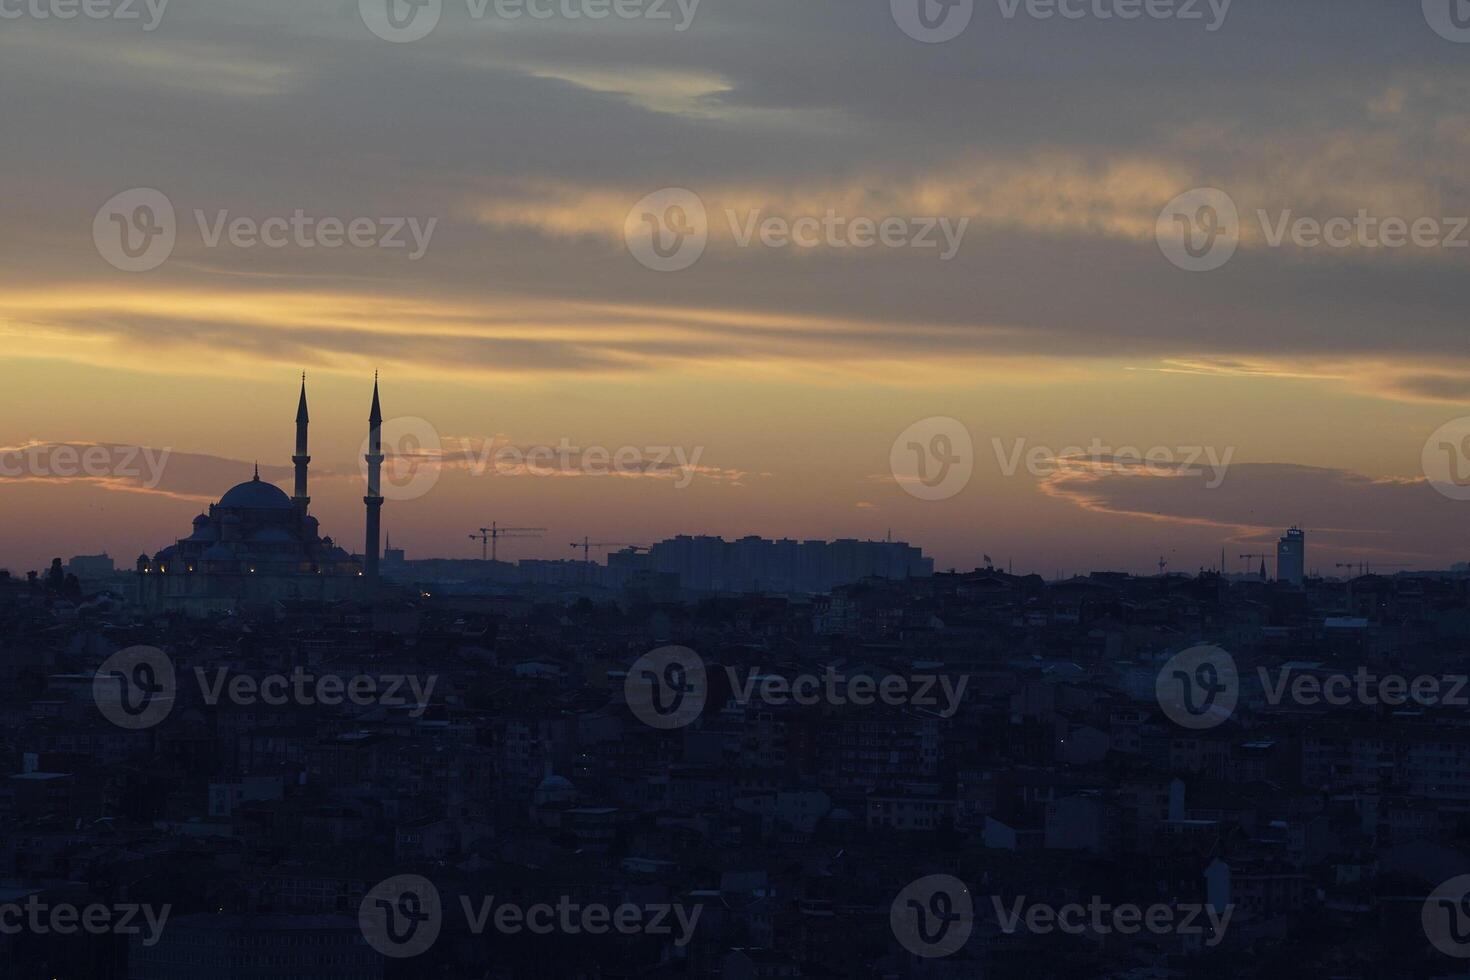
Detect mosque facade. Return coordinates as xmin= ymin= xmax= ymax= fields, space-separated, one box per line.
xmin=136 ymin=376 xmax=386 ymax=615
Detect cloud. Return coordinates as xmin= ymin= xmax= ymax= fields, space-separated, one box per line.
xmin=1040 ymin=458 xmax=1459 ymax=564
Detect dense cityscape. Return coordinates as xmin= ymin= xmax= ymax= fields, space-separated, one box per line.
xmin=6 ymin=0 xmax=1470 ymax=976
xmin=6 ymin=394 xmax=1470 ymax=975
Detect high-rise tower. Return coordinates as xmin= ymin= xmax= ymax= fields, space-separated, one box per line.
xmin=364 ymin=374 xmax=384 ymax=588
xmin=1277 ymin=526 xmax=1305 ymax=586
xmin=292 ymin=373 xmax=310 ymax=513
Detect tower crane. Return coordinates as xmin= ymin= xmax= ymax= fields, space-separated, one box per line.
xmin=1239 ymin=553 xmax=1271 ymax=579
xmin=1334 ymin=561 xmax=1411 ymax=576
xmin=469 ymin=523 xmax=546 ymax=561
xmin=570 ymin=538 xmax=648 ymax=564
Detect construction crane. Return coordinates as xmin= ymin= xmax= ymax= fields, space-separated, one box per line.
xmin=1335 ymin=561 xmax=1411 ymax=576
xmin=469 ymin=523 xmax=546 ymax=561
xmin=569 ymin=538 xmax=647 ymax=564
xmin=1238 ymin=553 xmax=1271 ymax=579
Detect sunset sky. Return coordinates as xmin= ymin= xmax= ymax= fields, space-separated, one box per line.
xmin=2 ymin=0 xmax=1469 ymax=576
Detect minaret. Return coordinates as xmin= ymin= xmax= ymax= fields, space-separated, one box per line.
xmin=292 ymin=373 xmax=311 ymax=513
xmin=364 ymin=373 xmax=384 ymax=589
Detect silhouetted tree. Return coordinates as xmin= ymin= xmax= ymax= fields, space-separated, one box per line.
xmin=45 ymin=558 xmax=64 ymax=593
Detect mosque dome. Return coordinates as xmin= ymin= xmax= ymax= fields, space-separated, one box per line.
xmin=219 ymin=476 xmax=294 ymax=510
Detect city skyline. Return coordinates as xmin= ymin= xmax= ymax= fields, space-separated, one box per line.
xmin=0 ymin=367 xmax=1461 ymax=579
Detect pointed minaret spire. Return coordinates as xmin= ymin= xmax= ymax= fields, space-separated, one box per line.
xmin=296 ymin=372 xmax=309 ymax=423
xmin=364 ymin=374 xmax=385 ymax=591
xmin=253 ymin=461 xmax=260 ymax=480
xmin=292 ymin=373 xmax=311 ymax=513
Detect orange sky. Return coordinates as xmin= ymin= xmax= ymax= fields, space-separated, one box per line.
xmin=2 ymin=1 xmax=1468 ymax=575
